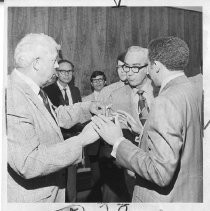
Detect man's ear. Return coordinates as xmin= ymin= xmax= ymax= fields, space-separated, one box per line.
xmin=33 ymin=58 xmax=40 ymax=71
xmin=154 ymin=61 xmax=163 ymax=73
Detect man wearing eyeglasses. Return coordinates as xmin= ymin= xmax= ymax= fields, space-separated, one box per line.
xmin=109 ymin=46 xmax=156 ymax=139
xmin=105 ymin=46 xmax=157 ymax=200
xmin=44 ymin=59 xmax=82 ymax=202
xmin=44 ymin=60 xmax=81 ymax=108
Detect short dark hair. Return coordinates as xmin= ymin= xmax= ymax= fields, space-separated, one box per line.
xmin=148 ymin=36 xmax=189 ymax=71
xmin=90 ymin=71 xmax=106 ymax=82
xmin=117 ymin=52 xmax=126 ymax=63
xmin=58 ymin=59 xmax=74 ymax=69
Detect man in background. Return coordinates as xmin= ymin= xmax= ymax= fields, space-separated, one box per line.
xmin=82 ymin=71 xmax=107 ymax=202
xmin=97 ymin=52 xmax=127 ymax=105
xmin=44 ymin=59 xmax=82 ymax=202
xmin=7 ymin=33 xmax=103 ymax=202
xmin=83 ymin=71 xmax=107 ymax=102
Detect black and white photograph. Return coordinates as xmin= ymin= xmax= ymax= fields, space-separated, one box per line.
xmin=1 ymin=0 xmax=210 ymax=211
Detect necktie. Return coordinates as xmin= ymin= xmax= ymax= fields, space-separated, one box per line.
xmin=39 ymin=88 xmax=56 ymax=122
xmin=138 ymin=90 xmax=149 ymax=126
xmin=63 ymin=88 xmax=69 ymax=106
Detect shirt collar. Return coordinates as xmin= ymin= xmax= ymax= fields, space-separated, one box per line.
xmin=133 ymin=77 xmax=152 ymax=95
xmin=57 ymin=80 xmax=69 ymax=91
xmin=14 ymin=69 xmax=40 ymax=95
xmin=160 ymin=72 xmax=185 ymax=93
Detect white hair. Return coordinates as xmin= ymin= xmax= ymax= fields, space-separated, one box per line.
xmin=125 ymin=46 xmax=148 ymax=63
xmin=14 ymin=33 xmax=61 ymax=68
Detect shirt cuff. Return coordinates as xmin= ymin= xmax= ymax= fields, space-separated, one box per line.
xmin=111 ymin=137 xmax=126 ymax=158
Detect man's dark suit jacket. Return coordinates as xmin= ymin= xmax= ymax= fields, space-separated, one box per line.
xmin=44 ymin=82 xmax=82 ymax=139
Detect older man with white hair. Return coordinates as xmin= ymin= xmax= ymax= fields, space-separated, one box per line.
xmin=7 ymin=33 xmax=103 ymax=202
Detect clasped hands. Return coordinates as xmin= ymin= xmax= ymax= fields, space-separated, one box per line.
xmin=80 ymin=103 xmax=141 ymax=146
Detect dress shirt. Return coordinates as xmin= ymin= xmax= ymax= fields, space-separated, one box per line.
xmin=57 ymin=81 xmax=73 ymax=105
xmin=132 ymin=77 xmax=154 ymax=114
xmin=93 ymin=90 xmax=100 ymax=101
xmin=111 ymin=77 xmax=154 ymax=158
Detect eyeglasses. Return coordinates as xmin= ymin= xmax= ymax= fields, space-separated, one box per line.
xmin=92 ymin=78 xmax=104 ymax=83
xmin=122 ymin=64 xmax=148 ymax=73
xmin=58 ymin=70 xmax=73 ymax=75
xmin=116 ymin=65 xmax=124 ymax=69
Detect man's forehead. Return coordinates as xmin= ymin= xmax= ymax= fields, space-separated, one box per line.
xmin=125 ymin=51 xmax=147 ymax=65
xmin=93 ymin=75 xmax=104 ymax=79
xmin=59 ymin=62 xmax=72 ymax=70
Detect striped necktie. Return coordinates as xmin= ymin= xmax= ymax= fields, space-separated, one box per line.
xmin=138 ymin=90 xmax=149 ymax=126
xmin=39 ymin=88 xmax=56 ymax=122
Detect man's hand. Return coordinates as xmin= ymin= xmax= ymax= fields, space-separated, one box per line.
xmin=78 ymin=121 xmax=100 ymax=146
xmin=89 ymin=101 xmax=106 ymax=115
xmin=91 ymin=114 xmax=123 ymax=146
xmin=117 ymin=110 xmax=142 ymax=135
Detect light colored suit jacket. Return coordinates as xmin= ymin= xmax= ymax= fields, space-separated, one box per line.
xmin=116 ymin=75 xmax=203 ymax=202
xmin=7 ymin=71 xmax=89 ymax=202
xmin=82 ymin=92 xmax=95 ymax=102
xmin=108 ymin=78 xmax=155 ymax=130
xmin=97 ymin=81 xmax=125 ymax=105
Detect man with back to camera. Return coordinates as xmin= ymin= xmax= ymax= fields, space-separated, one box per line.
xmin=91 ymin=36 xmax=203 ymax=202
xmin=6 ymin=33 xmax=104 ymax=202
xmin=44 ymin=59 xmax=82 ymax=202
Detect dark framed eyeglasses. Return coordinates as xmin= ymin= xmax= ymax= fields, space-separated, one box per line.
xmin=58 ymin=70 xmax=74 ymax=75
xmin=116 ymin=65 xmax=124 ymax=69
xmin=92 ymin=78 xmax=104 ymax=83
xmin=122 ymin=64 xmax=148 ymax=73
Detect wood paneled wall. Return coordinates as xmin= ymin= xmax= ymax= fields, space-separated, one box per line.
xmin=8 ymin=7 xmax=202 ymax=96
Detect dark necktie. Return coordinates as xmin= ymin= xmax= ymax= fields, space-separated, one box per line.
xmin=138 ymin=91 xmax=149 ymax=126
xmin=63 ymin=88 xmax=69 ymax=106
xmin=39 ymin=88 xmax=56 ymax=122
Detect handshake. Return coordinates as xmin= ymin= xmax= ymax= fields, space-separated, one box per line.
xmin=79 ymin=102 xmax=141 ymax=147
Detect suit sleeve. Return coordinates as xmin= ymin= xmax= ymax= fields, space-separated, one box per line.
xmin=56 ymin=101 xmax=92 ymax=128
xmin=116 ymin=96 xmax=183 ymax=187
xmin=76 ymin=87 xmax=82 ymax=102
xmin=7 ymin=89 xmax=83 ymax=179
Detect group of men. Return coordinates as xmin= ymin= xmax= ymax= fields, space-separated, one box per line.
xmin=6 ymin=33 xmax=203 ymax=203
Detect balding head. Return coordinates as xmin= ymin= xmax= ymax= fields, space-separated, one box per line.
xmin=14 ymin=33 xmax=61 ymax=69
xmin=125 ymin=46 xmax=148 ymax=66
xmin=124 ymin=46 xmax=149 ymax=88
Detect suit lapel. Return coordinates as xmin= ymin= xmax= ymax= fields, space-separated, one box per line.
xmin=54 ymin=83 xmax=66 ymax=105
xmin=11 ymin=72 xmax=63 ymax=140
xmin=70 ymin=86 xmax=77 ymax=104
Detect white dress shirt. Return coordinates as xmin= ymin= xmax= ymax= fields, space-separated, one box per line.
xmin=57 ymin=81 xmax=73 ymax=105
xmin=93 ymin=90 xmax=100 ymax=101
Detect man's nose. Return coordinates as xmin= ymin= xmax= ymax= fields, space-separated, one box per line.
xmin=126 ymin=69 xmax=133 ymax=77
xmin=54 ymin=61 xmax=59 ymax=69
